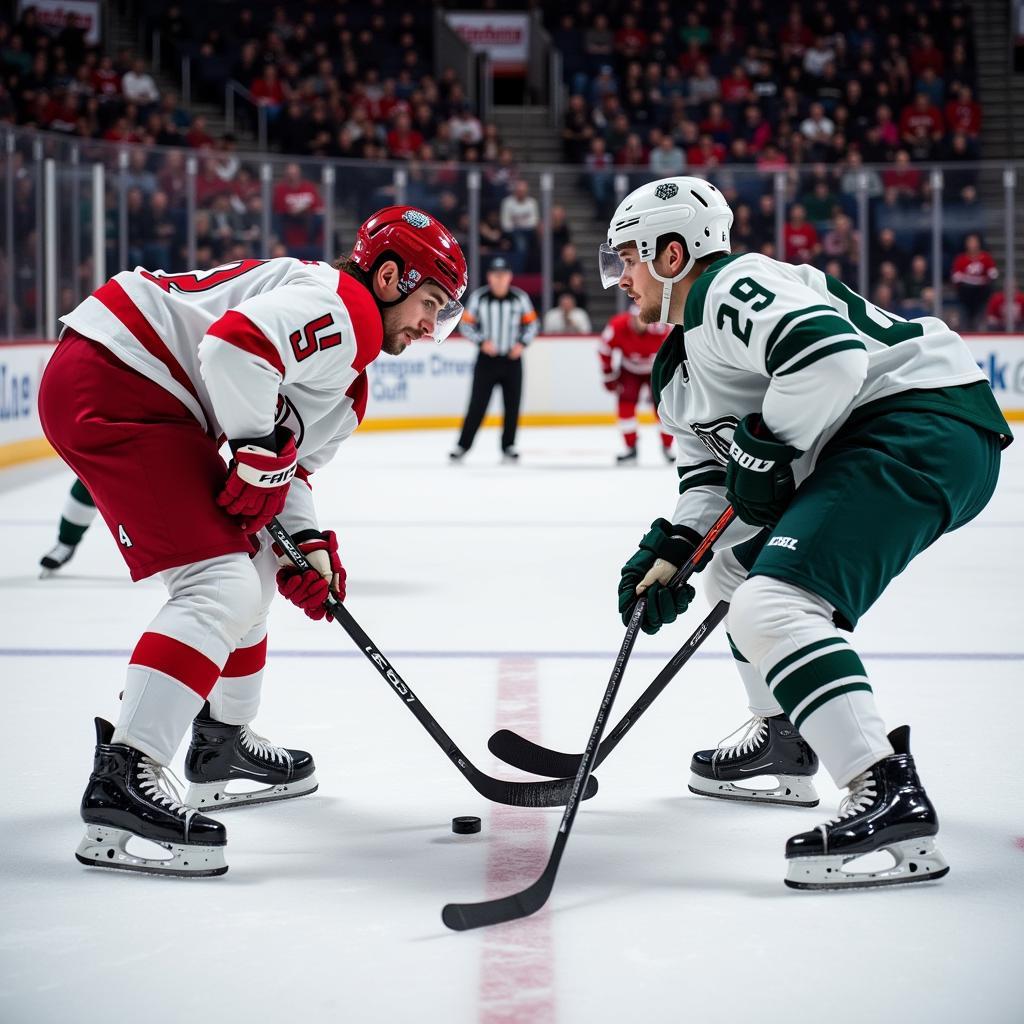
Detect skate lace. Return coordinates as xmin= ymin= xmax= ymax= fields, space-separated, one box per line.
xmin=826 ymin=769 xmax=877 ymax=825
xmin=137 ymin=758 xmax=192 ymax=818
xmin=711 ymin=716 xmax=768 ymax=764
xmin=240 ymin=726 xmax=289 ymax=765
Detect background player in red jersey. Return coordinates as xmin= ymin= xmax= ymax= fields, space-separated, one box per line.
xmin=38 ymin=207 xmax=467 ymax=878
xmin=598 ymin=305 xmax=675 ymax=464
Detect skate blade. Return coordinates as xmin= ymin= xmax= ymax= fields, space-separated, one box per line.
xmin=75 ymin=825 xmax=227 ymax=877
xmin=784 ymin=837 xmax=949 ymax=890
xmin=185 ymin=773 xmax=318 ymax=811
xmin=688 ymin=771 xmax=819 ymax=807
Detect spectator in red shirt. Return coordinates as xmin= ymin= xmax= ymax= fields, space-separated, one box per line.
xmin=720 ymin=66 xmax=752 ymax=109
xmin=386 ymin=111 xmax=424 ymax=160
xmin=91 ymin=55 xmax=121 ymax=100
xmin=699 ymin=102 xmax=733 ymax=145
xmin=944 ymin=84 xmax=982 ymax=137
xmin=783 ymin=204 xmax=821 ymax=264
xmin=251 ymin=65 xmax=285 ymax=120
xmin=687 ymin=133 xmax=726 ymax=168
xmin=881 ymin=149 xmax=924 ymax=198
xmin=909 ymin=33 xmax=945 ymax=78
xmin=272 ymin=161 xmax=322 ymax=257
xmin=899 ymin=92 xmax=944 ymax=146
xmin=185 ymin=114 xmax=216 ymax=149
xmin=614 ymin=13 xmax=648 ymax=60
xmin=951 ymin=234 xmax=999 ymax=330
xmin=984 ymin=281 xmax=1024 ymax=332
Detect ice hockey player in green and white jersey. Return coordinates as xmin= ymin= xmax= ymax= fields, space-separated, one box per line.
xmin=600 ymin=175 xmax=1012 ymax=890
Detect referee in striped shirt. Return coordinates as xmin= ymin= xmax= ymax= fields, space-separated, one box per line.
xmin=450 ymin=257 xmax=539 ymax=463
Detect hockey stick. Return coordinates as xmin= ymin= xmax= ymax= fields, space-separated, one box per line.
xmin=487 ymin=599 xmax=729 ymax=778
xmin=441 ymin=506 xmax=735 ymax=931
xmin=266 ymin=518 xmax=597 ymax=809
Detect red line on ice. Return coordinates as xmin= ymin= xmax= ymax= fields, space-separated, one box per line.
xmin=478 ymin=656 xmax=557 ymax=1024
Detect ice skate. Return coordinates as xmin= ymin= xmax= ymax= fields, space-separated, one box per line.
xmin=184 ymin=703 xmax=318 ymax=810
xmin=76 ymin=718 xmax=227 ymax=877
xmin=502 ymin=446 xmax=520 ymax=464
xmin=689 ymin=714 xmax=820 ymax=807
xmin=616 ymin=444 xmax=638 ymax=464
xmin=449 ymin=446 xmax=467 ymax=463
xmin=661 ymin=445 xmax=675 ymax=464
xmin=39 ymin=541 xmax=77 ymax=577
xmin=785 ymin=725 xmax=949 ymax=890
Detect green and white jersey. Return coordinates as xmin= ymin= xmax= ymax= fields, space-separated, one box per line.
xmin=652 ymin=252 xmax=1011 ymax=536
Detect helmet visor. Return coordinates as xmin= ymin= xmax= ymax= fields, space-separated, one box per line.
xmin=598 ymin=242 xmax=626 ymax=289
xmin=432 ymin=297 xmax=465 ymax=344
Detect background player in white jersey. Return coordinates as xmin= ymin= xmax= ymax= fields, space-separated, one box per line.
xmin=39 ymin=207 xmax=467 ymax=877
xmin=600 ymin=176 xmax=1011 ymax=890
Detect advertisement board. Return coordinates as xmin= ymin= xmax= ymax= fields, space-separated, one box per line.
xmin=2 ymin=335 xmax=1021 ymax=469
xmin=444 ymin=12 xmax=530 ymax=72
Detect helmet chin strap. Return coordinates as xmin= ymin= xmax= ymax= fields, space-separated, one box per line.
xmin=647 ymin=255 xmax=695 ymax=324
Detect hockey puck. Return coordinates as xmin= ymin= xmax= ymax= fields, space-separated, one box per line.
xmin=452 ymin=816 xmax=482 ymax=835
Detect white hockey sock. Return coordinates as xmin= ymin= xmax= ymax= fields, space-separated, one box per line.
xmin=729 ymin=575 xmax=893 ymax=787
xmin=114 ymin=668 xmax=205 ymax=765
xmin=735 ymin=654 xmax=784 ymax=718
xmin=207 ymin=626 xmax=267 ymax=726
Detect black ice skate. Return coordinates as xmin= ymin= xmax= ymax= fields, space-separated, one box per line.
xmin=184 ymin=704 xmax=318 ymax=810
xmin=689 ymin=714 xmax=820 ymax=807
xmin=39 ymin=541 xmax=77 ymax=576
xmin=661 ymin=445 xmax=675 ymax=464
xmin=76 ymin=718 xmax=227 ymax=877
xmin=616 ymin=444 xmax=638 ymax=464
xmin=502 ymin=446 xmax=520 ymax=464
xmin=785 ymin=725 xmax=949 ymax=890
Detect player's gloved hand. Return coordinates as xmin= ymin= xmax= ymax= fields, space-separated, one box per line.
xmin=217 ymin=428 xmax=298 ymax=533
xmin=725 ymin=414 xmax=802 ymax=527
xmin=603 ymin=374 xmax=620 ymax=393
xmin=276 ymin=529 xmax=346 ymax=621
xmin=618 ymin=518 xmax=704 ymax=635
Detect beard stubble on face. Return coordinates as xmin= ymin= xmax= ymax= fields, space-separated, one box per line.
xmin=380 ymin=304 xmax=413 ymax=355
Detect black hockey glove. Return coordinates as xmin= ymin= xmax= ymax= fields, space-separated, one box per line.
xmin=725 ymin=414 xmax=802 ymax=527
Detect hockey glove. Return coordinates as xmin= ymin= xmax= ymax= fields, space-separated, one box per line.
xmin=217 ymin=429 xmax=298 ymax=533
xmin=725 ymin=414 xmax=801 ymax=528
xmin=618 ymin=518 xmax=703 ymax=635
xmin=603 ymin=372 xmax=620 ymax=393
xmin=276 ymin=529 xmax=346 ymax=621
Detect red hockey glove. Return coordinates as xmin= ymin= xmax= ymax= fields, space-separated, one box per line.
xmin=276 ymin=530 xmax=346 ymax=621
xmin=603 ymin=372 xmax=620 ymax=393
xmin=217 ymin=432 xmax=298 ymax=533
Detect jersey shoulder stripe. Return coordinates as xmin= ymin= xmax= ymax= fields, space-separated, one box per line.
xmin=766 ymin=315 xmax=865 ymax=376
xmin=336 ymin=271 xmax=383 ymax=373
xmin=206 ymin=310 xmax=286 ymax=376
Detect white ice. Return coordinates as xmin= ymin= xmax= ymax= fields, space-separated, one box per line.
xmin=1 ymin=425 xmax=1022 ymax=1024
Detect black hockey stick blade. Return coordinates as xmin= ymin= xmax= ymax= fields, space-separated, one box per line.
xmin=443 ymin=833 xmax=568 ymax=931
xmin=488 ymin=601 xmax=729 ymax=778
xmin=266 ymin=517 xmax=597 ymax=809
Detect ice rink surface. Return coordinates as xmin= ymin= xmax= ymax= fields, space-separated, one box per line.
xmin=1 ymin=425 xmax=1022 ymax=1024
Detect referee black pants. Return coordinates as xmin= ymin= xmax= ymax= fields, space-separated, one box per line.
xmin=457 ymin=353 xmax=522 ymax=452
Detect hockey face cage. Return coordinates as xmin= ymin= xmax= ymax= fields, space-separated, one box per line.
xmin=352 ymin=206 xmax=469 ymax=343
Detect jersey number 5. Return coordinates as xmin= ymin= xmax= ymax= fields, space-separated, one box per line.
xmin=716 ymin=277 xmax=776 ymax=346
xmin=289 ymin=314 xmax=342 ymax=361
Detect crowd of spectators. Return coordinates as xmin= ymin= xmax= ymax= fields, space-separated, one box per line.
xmin=0 ymin=0 xmax=1017 ymax=334
xmin=552 ymin=0 xmax=1002 ymax=327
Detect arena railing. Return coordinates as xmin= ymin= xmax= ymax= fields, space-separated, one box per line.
xmin=0 ymin=124 xmax=1020 ymax=340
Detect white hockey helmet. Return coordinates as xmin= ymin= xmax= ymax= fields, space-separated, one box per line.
xmin=599 ymin=176 xmax=733 ymax=323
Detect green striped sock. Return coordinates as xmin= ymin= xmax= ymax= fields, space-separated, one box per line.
xmin=765 ymin=637 xmax=871 ymax=730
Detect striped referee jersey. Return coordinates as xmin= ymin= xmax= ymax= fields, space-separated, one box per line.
xmin=460 ymin=286 xmax=539 ymax=354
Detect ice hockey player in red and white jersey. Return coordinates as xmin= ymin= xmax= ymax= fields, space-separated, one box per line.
xmin=39 ymin=206 xmax=467 ymax=878
xmin=599 ymin=305 xmax=674 ymax=463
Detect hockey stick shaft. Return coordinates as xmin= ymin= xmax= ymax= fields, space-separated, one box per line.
xmin=489 ymin=600 xmax=729 ymax=778
xmin=441 ymin=507 xmax=735 ymax=930
xmin=266 ymin=519 xmax=596 ymax=808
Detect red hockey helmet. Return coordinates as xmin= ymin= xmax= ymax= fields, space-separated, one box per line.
xmin=351 ymin=206 xmax=468 ymax=343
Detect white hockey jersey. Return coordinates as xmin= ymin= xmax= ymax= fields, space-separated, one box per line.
xmin=59 ymin=257 xmax=383 ymax=533
xmin=653 ymin=253 xmax=1011 ymax=537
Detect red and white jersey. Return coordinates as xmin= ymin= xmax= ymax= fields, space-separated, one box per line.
xmin=59 ymin=257 xmax=383 ymax=532
xmin=951 ymin=251 xmax=998 ymax=288
xmin=599 ymin=311 xmax=671 ymax=380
